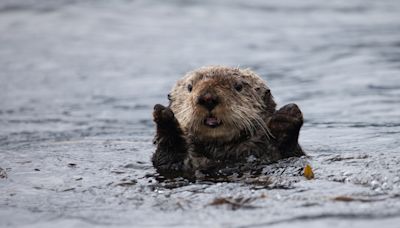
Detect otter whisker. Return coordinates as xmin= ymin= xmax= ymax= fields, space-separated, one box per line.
xmin=253 ymin=115 xmax=274 ymax=140
xmin=231 ymin=109 xmax=251 ymax=136
xmin=233 ymin=106 xmax=259 ymax=136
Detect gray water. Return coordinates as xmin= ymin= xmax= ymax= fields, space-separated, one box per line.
xmin=1 ymin=0 xmax=400 ymax=227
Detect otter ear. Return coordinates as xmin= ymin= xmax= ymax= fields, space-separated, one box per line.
xmin=263 ymin=89 xmax=276 ymax=115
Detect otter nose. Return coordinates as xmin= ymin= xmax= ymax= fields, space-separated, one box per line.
xmin=197 ymin=92 xmax=219 ymax=111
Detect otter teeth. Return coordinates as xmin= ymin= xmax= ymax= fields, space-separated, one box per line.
xmin=204 ymin=117 xmax=221 ymax=128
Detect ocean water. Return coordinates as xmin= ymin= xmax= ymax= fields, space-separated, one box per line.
xmin=1 ymin=0 xmax=400 ymax=227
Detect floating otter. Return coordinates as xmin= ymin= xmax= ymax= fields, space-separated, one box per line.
xmin=152 ymin=66 xmax=304 ymax=178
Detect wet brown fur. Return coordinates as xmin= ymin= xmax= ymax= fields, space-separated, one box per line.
xmin=152 ymin=66 xmax=304 ymax=177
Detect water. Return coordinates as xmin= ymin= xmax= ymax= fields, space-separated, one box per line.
xmin=1 ymin=0 xmax=400 ymax=227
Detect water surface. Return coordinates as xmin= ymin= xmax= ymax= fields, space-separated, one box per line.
xmin=1 ymin=0 xmax=400 ymax=227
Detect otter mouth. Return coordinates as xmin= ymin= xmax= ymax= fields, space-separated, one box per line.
xmin=204 ymin=116 xmax=222 ymax=128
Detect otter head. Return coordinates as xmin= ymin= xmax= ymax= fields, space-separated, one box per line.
xmin=169 ymin=66 xmax=276 ymax=142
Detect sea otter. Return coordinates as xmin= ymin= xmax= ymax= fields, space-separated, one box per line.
xmin=152 ymin=66 xmax=304 ymax=178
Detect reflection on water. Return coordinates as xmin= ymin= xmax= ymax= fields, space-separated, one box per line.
xmin=1 ymin=0 xmax=400 ymax=227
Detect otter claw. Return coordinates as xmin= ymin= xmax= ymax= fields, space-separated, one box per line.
xmin=153 ymin=104 xmax=175 ymax=124
xmin=276 ymin=103 xmax=303 ymax=121
xmin=154 ymin=104 xmax=166 ymax=113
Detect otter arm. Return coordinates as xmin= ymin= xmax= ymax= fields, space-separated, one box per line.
xmin=152 ymin=104 xmax=187 ymax=176
xmin=267 ymin=103 xmax=305 ymax=158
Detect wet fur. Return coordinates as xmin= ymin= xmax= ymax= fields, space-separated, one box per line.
xmin=152 ymin=66 xmax=304 ymax=177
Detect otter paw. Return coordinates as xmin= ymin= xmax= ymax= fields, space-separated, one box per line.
xmin=268 ymin=115 xmax=294 ymax=133
xmin=153 ymin=104 xmax=175 ymax=125
xmin=267 ymin=104 xmax=303 ymax=144
xmin=268 ymin=104 xmax=303 ymax=136
xmin=275 ymin=103 xmax=303 ymax=122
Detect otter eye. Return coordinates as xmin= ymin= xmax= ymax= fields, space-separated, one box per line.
xmin=234 ymin=83 xmax=243 ymax=92
xmin=187 ymin=84 xmax=193 ymax=92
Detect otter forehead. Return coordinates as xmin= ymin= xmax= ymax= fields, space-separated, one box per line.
xmin=177 ymin=66 xmax=269 ymax=89
xmin=169 ymin=66 xmax=273 ymax=102
xmin=191 ymin=66 xmax=242 ymax=81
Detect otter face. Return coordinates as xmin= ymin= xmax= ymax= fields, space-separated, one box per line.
xmin=169 ymin=66 xmax=276 ymax=142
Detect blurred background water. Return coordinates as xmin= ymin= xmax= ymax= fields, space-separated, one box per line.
xmin=1 ymin=0 xmax=400 ymax=227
